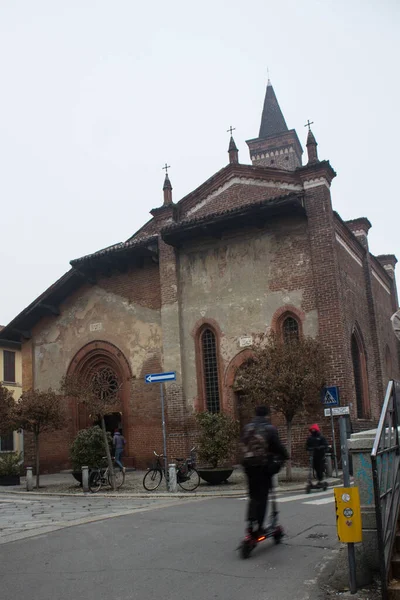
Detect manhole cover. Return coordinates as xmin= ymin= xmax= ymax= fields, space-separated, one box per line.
xmin=307 ymin=532 xmax=328 ymax=539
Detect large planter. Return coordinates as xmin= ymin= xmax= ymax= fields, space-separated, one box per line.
xmin=197 ymin=468 xmax=233 ymax=485
xmin=72 ymin=471 xmax=83 ymax=485
xmin=0 ymin=474 xmax=20 ymax=486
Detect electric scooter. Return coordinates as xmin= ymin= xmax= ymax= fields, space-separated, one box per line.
xmin=305 ymin=451 xmax=328 ymax=494
xmin=238 ymin=484 xmax=284 ymax=559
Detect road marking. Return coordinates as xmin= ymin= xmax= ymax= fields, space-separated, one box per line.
xmin=278 ymin=490 xmax=332 ymax=503
xmin=303 ymin=497 xmax=335 ymax=506
xmin=238 ymin=490 xmax=333 ymax=503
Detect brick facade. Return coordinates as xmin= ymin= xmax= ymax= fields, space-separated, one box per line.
xmin=2 ymin=79 xmax=399 ymax=472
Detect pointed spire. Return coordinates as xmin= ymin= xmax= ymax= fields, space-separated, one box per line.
xmin=259 ymin=80 xmax=288 ymax=139
xmin=162 ymin=163 xmax=172 ymax=205
xmin=305 ymin=123 xmax=319 ymax=165
xmin=228 ymin=135 xmax=239 ymax=164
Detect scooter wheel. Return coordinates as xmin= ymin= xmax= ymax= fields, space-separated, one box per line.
xmin=323 ymin=482 xmax=328 ymax=491
xmin=305 ymin=484 xmax=311 ymax=494
xmin=273 ymin=527 xmax=284 ymax=544
xmin=240 ymin=541 xmax=252 ymax=559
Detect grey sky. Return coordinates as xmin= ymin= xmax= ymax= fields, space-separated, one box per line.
xmin=0 ymin=0 xmax=399 ymax=325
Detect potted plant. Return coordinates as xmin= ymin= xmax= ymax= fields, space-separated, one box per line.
xmin=0 ymin=452 xmax=22 ymax=486
xmin=70 ymin=426 xmax=111 ymax=484
xmin=195 ymin=412 xmax=239 ymax=485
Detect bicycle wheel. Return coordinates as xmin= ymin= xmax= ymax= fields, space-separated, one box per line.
xmin=143 ymin=469 xmax=163 ymax=491
xmin=178 ymin=467 xmax=200 ymax=492
xmin=89 ymin=470 xmax=102 ymax=493
xmin=108 ymin=469 xmax=125 ymax=489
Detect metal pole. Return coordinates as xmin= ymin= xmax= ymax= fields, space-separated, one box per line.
xmin=330 ymin=410 xmax=339 ymax=478
xmin=160 ymin=383 xmax=168 ymax=479
xmin=339 ymin=416 xmax=357 ymax=594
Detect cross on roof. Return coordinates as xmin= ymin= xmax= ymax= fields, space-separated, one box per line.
xmin=227 ymin=126 xmax=236 ymax=136
xmin=162 ymin=163 xmax=171 ymax=175
xmin=304 ymin=119 xmax=314 ymax=131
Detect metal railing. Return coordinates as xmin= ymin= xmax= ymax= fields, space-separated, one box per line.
xmin=371 ymin=380 xmax=400 ymax=599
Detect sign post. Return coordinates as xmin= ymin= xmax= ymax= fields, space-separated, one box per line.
xmin=338 ymin=415 xmax=358 ymax=594
xmin=322 ymin=386 xmax=340 ymax=478
xmin=145 ymin=371 xmax=176 ymax=487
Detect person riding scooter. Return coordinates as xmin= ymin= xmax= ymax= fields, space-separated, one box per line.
xmin=306 ymin=424 xmax=328 ymax=484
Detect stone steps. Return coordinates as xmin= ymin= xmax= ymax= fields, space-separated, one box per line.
xmin=392 ymin=555 xmax=400 ymax=580
xmin=388 ymin=521 xmax=400 ymax=598
xmin=388 ymin=579 xmax=400 ymax=599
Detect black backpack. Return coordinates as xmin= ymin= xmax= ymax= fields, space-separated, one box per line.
xmin=241 ymin=421 xmax=269 ymax=467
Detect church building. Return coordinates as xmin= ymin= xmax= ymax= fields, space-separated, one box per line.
xmin=1 ymin=79 xmax=398 ymax=471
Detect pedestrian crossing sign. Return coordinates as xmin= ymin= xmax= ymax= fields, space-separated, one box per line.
xmin=321 ymin=386 xmax=340 ymax=407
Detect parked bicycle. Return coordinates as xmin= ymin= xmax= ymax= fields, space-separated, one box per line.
xmin=143 ymin=447 xmax=200 ymax=492
xmin=89 ymin=457 xmax=126 ymax=493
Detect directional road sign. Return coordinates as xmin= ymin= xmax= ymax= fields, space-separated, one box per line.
xmin=145 ymin=371 xmax=176 ymax=384
xmin=322 ymin=386 xmax=340 ymax=407
xmin=324 ymin=406 xmax=350 ymax=417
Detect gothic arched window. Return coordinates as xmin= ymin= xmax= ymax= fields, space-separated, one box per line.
xmin=385 ymin=346 xmax=392 ymax=387
xmin=201 ymin=328 xmax=221 ymax=413
xmin=282 ymin=316 xmax=299 ymax=344
xmin=351 ymin=329 xmax=370 ymax=419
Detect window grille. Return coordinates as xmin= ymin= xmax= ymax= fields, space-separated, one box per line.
xmin=0 ymin=432 xmax=14 ymax=452
xmin=201 ymin=329 xmax=220 ymax=413
xmin=282 ymin=316 xmax=299 ymax=343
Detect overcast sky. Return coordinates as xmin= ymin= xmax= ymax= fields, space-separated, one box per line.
xmin=0 ymin=0 xmax=399 ymax=325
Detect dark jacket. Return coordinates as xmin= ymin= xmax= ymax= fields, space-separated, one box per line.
xmin=306 ymin=431 xmax=328 ymax=459
xmin=113 ymin=432 xmax=125 ymax=450
xmin=242 ymin=416 xmax=289 ymax=463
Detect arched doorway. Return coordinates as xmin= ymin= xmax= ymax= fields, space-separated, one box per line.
xmin=67 ymin=341 xmax=133 ymax=462
xmin=225 ymin=350 xmax=255 ymax=461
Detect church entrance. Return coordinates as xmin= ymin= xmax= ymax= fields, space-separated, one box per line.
xmin=68 ymin=340 xmax=133 ymax=465
xmin=94 ymin=411 xmax=122 ymax=435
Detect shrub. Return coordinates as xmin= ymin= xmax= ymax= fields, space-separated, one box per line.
xmin=70 ymin=426 xmax=112 ymax=471
xmin=195 ymin=412 xmax=239 ymax=469
xmin=0 ymin=452 xmax=22 ymax=476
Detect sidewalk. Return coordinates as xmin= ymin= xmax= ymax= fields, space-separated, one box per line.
xmin=0 ymin=466 xmax=344 ymax=498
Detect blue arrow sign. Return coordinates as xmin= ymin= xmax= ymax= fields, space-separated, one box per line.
xmin=321 ymin=386 xmax=340 ymax=407
xmin=145 ymin=371 xmax=176 ymax=384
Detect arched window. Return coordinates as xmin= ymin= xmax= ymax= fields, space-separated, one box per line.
xmin=201 ymin=328 xmax=220 ymax=413
xmin=282 ymin=316 xmax=299 ymax=343
xmin=351 ymin=329 xmax=370 ymax=419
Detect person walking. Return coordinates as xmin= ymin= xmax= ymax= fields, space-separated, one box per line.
xmin=241 ymin=405 xmax=288 ymax=537
xmin=113 ymin=428 xmax=126 ymax=473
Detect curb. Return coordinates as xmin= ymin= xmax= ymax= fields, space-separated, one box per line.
xmin=0 ymin=478 xmax=343 ymax=499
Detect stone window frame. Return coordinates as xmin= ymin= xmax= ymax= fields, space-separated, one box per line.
xmin=192 ymin=318 xmax=224 ymax=413
xmin=270 ymin=305 xmax=304 ymax=342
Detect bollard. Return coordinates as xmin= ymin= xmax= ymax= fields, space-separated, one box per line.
xmin=325 ymin=453 xmax=333 ymax=478
xmin=82 ymin=466 xmax=89 ymax=493
xmin=168 ymin=464 xmax=177 ymax=492
xmin=26 ymin=467 xmax=33 ymax=491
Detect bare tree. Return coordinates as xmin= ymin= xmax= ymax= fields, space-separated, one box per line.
xmin=12 ymin=389 xmax=65 ymax=488
xmin=61 ymin=368 xmax=121 ymax=491
xmin=234 ymin=333 xmax=326 ymax=480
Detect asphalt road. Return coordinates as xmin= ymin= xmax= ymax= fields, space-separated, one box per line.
xmin=0 ymin=489 xmax=338 ymax=600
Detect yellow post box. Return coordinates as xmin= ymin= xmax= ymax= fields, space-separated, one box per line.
xmin=334 ymin=487 xmax=362 ymax=543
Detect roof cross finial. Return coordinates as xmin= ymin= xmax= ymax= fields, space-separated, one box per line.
xmin=227 ymin=125 xmax=236 ymax=136
xmin=267 ymin=66 xmax=270 ymax=83
xmin=304 ymin=119 xmax=314 ymax=131
xmin=162 ymin=163 xmax=170 ymax=176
